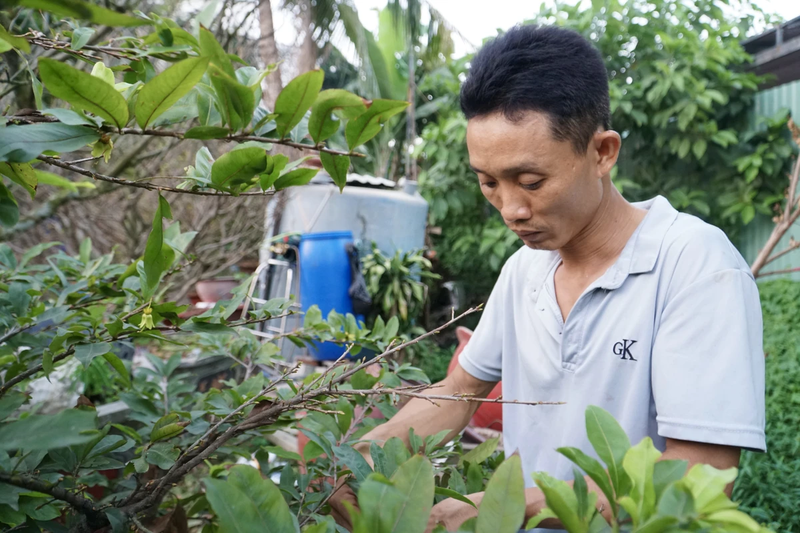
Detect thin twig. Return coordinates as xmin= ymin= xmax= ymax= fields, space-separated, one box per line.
xmin=38 ymin=156 xmax=276 ymax=197
xmin=130 ymin=514 xmax=155 ymax=533
xmin=0 ymin=472 xmax=101 ymax=521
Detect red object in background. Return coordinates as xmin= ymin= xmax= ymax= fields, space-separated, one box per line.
xmin=447 ymin=327 xmax=503 ymax=431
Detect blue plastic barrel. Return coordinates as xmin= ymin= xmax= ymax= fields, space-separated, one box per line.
xmin=299 ymin=231 xmax=355 ymax=360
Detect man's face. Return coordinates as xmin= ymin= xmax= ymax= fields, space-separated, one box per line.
xmin=466 ymin=111 xmax=608 ymax=251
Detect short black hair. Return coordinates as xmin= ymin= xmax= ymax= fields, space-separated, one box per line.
xmin=460 ymin=25 xmax=611 ymax=154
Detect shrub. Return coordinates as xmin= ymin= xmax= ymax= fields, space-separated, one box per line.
xmin=733 ymin=279 xmax=800 ymax=532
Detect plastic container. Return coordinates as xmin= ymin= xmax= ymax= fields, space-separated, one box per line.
xmin=299 ymin=231 xmax=355 ymax=360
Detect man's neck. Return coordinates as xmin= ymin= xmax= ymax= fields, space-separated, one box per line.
xmin=558 ymin=184 xmax=646 ymax=275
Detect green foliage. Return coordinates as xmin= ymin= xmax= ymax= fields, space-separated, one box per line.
xmin=528 ymin=406 xmax=769 ymax=533
xmin=361 ymin=243 xmax=440 ymax=332
xmin=0 ymin=4 xmax=412 ymax=531
xmin=733 ymin=280 xmax=800 ymax=532
xmin=134 ymin=56 xmax=210 ymax=128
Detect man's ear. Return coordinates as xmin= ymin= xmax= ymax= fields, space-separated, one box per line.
xmin=593 ymin=130 xmax=622 ymax=178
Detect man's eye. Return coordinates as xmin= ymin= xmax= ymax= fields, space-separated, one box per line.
xmin=522 ymin=181 xmax=543 ymax=191
xmin=480 ymin=182 xmax=497 ymax=189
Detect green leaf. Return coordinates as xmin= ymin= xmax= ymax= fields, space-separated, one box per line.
xmin=704 ymin=509 xmax=762 ymax=532
xmin=273 ymin=168 xmax=319 ymax=191
xmin=0 ymin=409 xmax=97 ymax=451
xmin=0 ymin=182 xmax=19 ymax=227
xmin=656 ymin=483 xmax=694 ymax=519
xmin=35 ymin=170 xmax=79 ymax=193
xmin=274 ymin=70 xmax=325 ymax=138
xmin=635 ymin=516 xmax=679 ymax=533
xmin=151 ymin=423 xmax=185 ymax=442
xmin=209 ymin=65 xmax=256 ymax=132
xmin=476 ymin=455 xmax=525 ymax=533
xmin=585 ymin=405 xmax=631 ymax=498
xmin=388 ymin=454 xmax=435 ymax=533
xmin=145 ymin=442 xmax=179 ymax=469
xmin=383 ymin=316 xmax=399 ymax=342
xmin=681 ymin=464 xmax=737 ymax=512
xmin=79 ymin=237 xmax=92 ymax=263
xmin=71 ymin=27 xmax=95 ymax=50
xmin=524 ymin=509 xmax=558 ymax=530
xmin=91 ymin=61 xmax=115 ymax=86
xmin=259 ymin=154 xmax=290 ymax=190
xmin=135 ymin=56 xmax=210 ymax=128
xmin=0 ymin=26 xmax=30 ymax=52
xmin=185 ymin=126 xmax=231 ymax=139
xmin=38 ymin=58 xmax=129 ymax=129
xmin=358 ymin=473 xmax=406 ymax=533
xmin=692 ymin=139 xmax=707 ymax=160
xmin=227 ymin=465 xmax=297 ymax=533
xmin=333 ymin=445 xmax=373 ymax=483
xmin=320 ymin=152 xmax=350 ymax=192
xmin=531 ymin=471 xmax=584 ymax=533
xmin=622 ymin=437 xmax=661 ymax=523
xmin=205 ymin=476 xmax=279 ymax=533
xmin=0 ymin=163 xmax=37 ymax=199
xmin=557 ymin=446 xmax=616 ymax=517
xmin=199 ymin=27 xmax=234 ymax=77
xmin=142 ymin=195 xmax=174 ymax=296
xmin=16 ymin=0 xmax=148 ymax=26
xmin=435 ymin=487 xmax=477 ymax=509
xmin=459 ymin=437 xmax=499 ymax=467
xmin=346 ymin=99 xmax=409 ymax=150
xmin=308 ymin=89 xmax=367 ymax=143
xmin=42 ymin=351 xmax=54 ymax=377
xmin=182 ymin=320 xmax=237 ymax=335
xmin=211 ymin=147 xmax=268 ymax=190
xmin=74 ymin=342 xmax=113 ymax=367
xmin=652 ymin=460 xmax=687 ymax=501
xmin=0 ymin=394 xmax=26 ymax=422
xmin=261 ymin=446 xmax=301 ymax=462
xmin=0 ymin=123 xmax=99 ymax=163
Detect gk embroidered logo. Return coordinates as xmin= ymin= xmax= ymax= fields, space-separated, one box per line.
xmin=613 ymin=339 xmax=638 ymax=361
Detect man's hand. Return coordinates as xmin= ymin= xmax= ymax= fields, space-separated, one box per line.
xmin=328 ymin=476 xmax=357 ymax=531
xmin=426 ymin=493 xmax=483 ymax=533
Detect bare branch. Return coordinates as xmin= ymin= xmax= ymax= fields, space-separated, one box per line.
xmin=38 ymin=156 xmax=276 ymax=197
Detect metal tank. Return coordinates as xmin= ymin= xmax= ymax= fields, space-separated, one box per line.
xmin=276 ymin=173 xmax=428 ymax=253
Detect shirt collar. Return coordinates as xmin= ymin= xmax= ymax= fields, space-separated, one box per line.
xmin=526 ymin=195 xmax=678 ymax=294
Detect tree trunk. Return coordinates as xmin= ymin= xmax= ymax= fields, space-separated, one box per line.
xmin=259 ymin=0 xmax=283 ymax=109
xmin=405 ymin=46 xmax=417 ymax=181
xmin=297 ymin=0 xmax=317 ymax=75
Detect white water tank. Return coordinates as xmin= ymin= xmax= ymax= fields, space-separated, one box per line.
xmin=275 ymin=173 xmax=428 ymax=253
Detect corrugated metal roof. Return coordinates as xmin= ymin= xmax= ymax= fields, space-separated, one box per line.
xmin=742 ymin=15 xmax=800 ymax=89
xmin=310 ymin=171 xmax=397 ymax=189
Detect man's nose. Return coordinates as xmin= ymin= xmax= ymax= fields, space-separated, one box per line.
xmin=499 ymin=191 xmax=531 ymax=224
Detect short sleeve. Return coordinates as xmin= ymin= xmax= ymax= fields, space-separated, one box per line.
xmin=457 ymin=259 xmax=515 ymax=383
xmin=652 ymin=268 xmax=766 ymax=451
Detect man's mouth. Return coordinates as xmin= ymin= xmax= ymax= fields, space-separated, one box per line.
xmin=513 ymin=230 xmax=542 ymax=239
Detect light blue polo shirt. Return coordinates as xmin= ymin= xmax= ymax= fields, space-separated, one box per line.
xmin=459 ymin=196 xmax=766 ymax=493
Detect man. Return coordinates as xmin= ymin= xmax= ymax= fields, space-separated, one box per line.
xmin=330 ymin=25 xmax=766 ymax=531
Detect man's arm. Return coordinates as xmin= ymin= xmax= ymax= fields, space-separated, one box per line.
xmin=355 ymin=363 xmax=498 ymax=459
xmin=427 ymin=439 xmax=741 ymax=532
xmin=328 ymin=364 xmax=497 ymax=529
